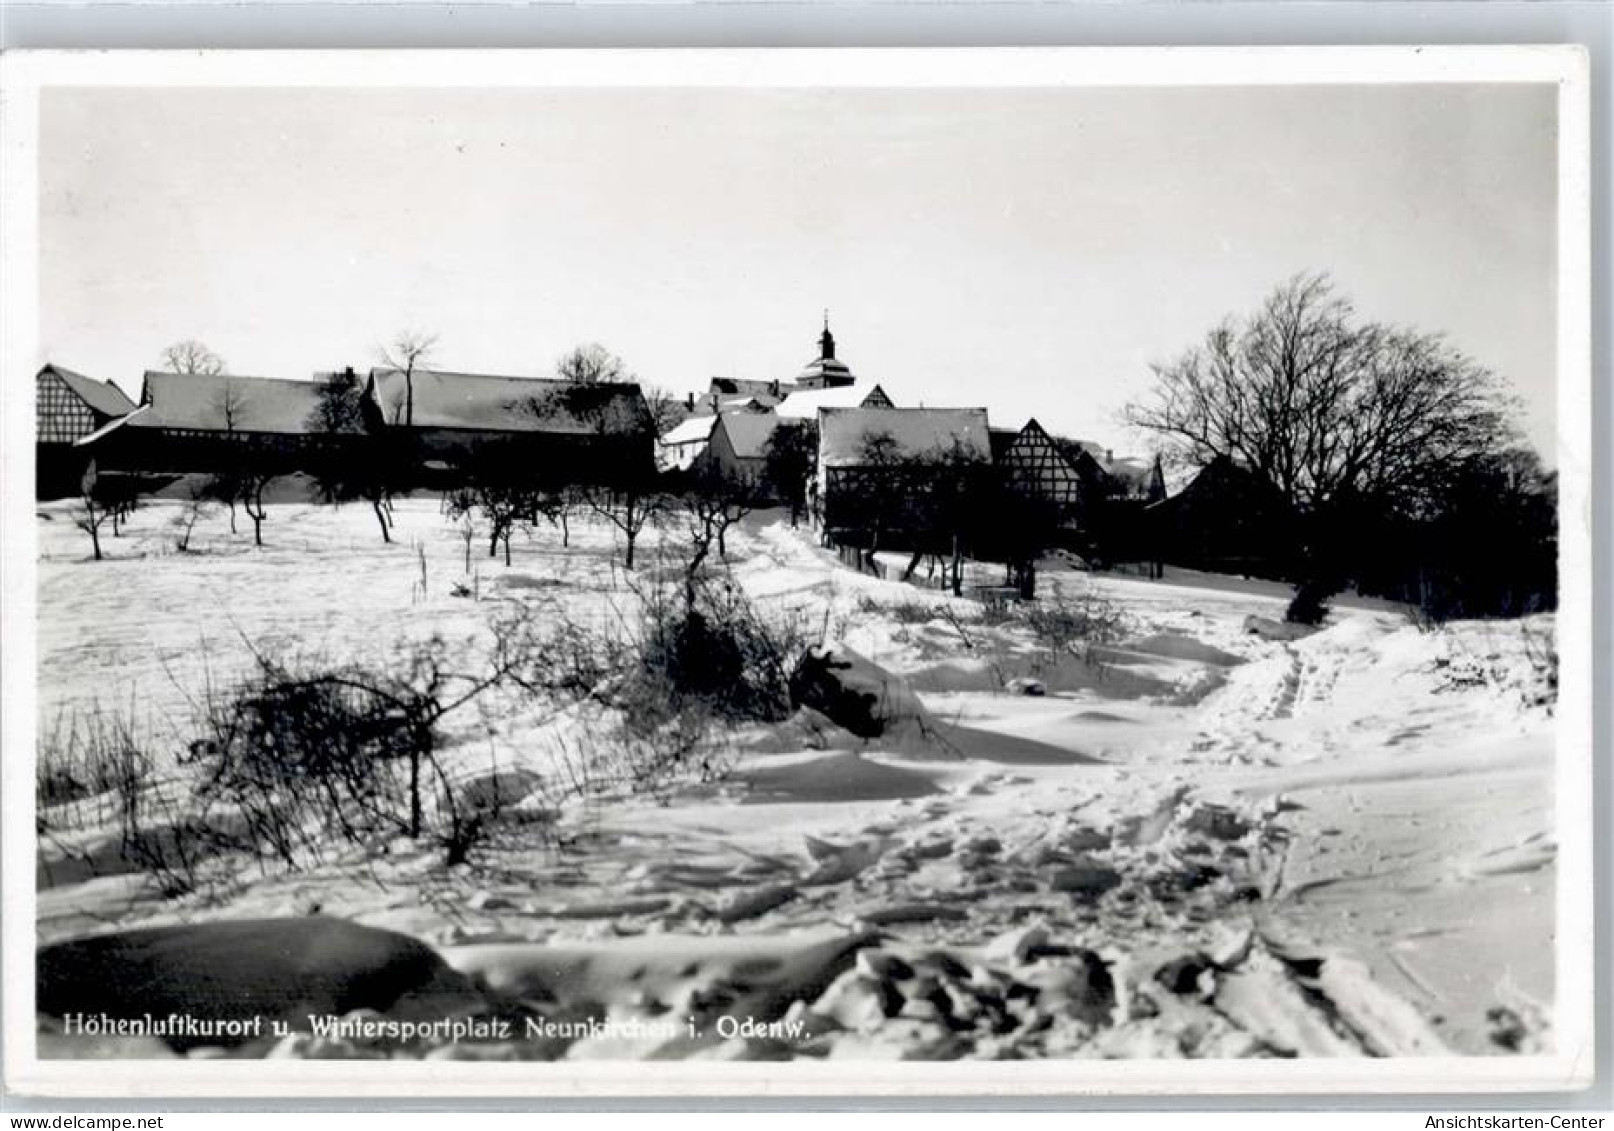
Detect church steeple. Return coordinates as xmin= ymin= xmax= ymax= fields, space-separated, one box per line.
xmin=819 ymin=310 xmax=836 ymax=361
xmin=796 ymin=309 xmax=855 ymax=389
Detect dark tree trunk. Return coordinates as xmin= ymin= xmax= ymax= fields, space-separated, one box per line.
xmin=373 ymin=500 xmax=391 ymax=543
xmin=84 ymin=505 xmax=102 ymax=562
xmin=408 ymin=749 xmax=422 ymax=839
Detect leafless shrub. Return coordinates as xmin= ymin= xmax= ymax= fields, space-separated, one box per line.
xmin=36 ymin=702 xmax=152 ymax=823
xmin=35 ymin=700 xmax=223 ymax=899
xmin=171 ymin=489 xmax=213 ymax=553
xmin=1020 ymin=584 xmax=1127 ymax=667
xmin=854 ymin=593 xmax=946 ymax=626
xmin=191 ymin=636 xmax=519 ymax=870
xmin=500 ymin=548 xmax=823 ymax=798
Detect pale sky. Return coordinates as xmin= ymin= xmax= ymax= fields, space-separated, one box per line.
xmin=38 ymin=83 xmax=1558 ymax=458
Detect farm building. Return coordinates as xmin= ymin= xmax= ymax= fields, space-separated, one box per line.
xmin=659 ymin=413 xmax=720 ymax=472
xmin=815 ymin=406 xmax=993 ymax=551
xmin=1145 ymin=454 xmax=1295 ymax=577
xmin=75 ymin=370 xmax=338 ymax=480
xmin=996 ymin=419 xmax=1164 ymax=524
xmin=695 ymin=411 xmax=783 ymax=487
xmin=35 ymin=364 xmax=138 ymax=499
xmin=996 ymin=418 xmax=1093 ymax=524
xmin=362 ymin=367 xmax=656 ymax=487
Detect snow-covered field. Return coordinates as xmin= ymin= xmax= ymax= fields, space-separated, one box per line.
xmin=32 ymin=496 xmax=1558 ymax=1061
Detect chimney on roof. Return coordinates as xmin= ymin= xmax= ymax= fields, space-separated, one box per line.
xmin=1106 ymin=448 xmax=1114 ymax=463
xmin=686 ymin=392 xmax=695 ymax=410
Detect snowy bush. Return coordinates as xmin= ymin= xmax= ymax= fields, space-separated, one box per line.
xmin=193 ymin=638 xmax=525 ymax=868
xmin=36 ymin=705 xmax=151 ymax=814
xmin=1021 ymin=585 xmax=1127 ymax=664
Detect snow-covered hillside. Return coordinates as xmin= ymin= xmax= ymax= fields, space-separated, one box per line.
xmin=33 ymin=497 xmax=1557 ymax=1061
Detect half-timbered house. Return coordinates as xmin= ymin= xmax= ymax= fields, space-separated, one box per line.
xmin=815 ymin=406 xmax=993 ymax=551
xmin=35 ymin=364 xmax=137 ymax=498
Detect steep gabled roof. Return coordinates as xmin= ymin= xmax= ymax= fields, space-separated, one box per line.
xmin=367 ymin=368 xmax=651 ymax=436
xmin=41 ymin=365 xmax=138 ymax=417
xmin=714 ymin=412 xmax=783 ymax=461
xmin=775 ymin=383 xmax=893 ymax=422
xmin=661 ymin=413 xmax=719 ymax=447
xmin=819 ymin=406 xmax=992 ymax=469
xmin=129 ymin=371 xmax=323 ymax=435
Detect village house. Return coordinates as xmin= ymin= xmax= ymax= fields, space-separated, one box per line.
xmin=773 ymin=381 xmax=894 ymax=422
xmin=35 ymin=364 xmax=138 ymax=498
xmin=361 ymin=366 xmax=656 ymax=488
xmin=74 ymin=370 xmax=338 ymax=481
xmin=1144 ymin=454 xmax=1294 ymax=577
xmin=814 ymin=405 xmax=993 ymax=552
xmin=694 ymin=411 xmax=783 ymax=487
xmin=997 ymin=419 xmax=1165 ymax=526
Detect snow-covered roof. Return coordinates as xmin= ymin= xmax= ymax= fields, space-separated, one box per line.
xmin=715 ymin=412 xmax=783 ymax=460
xmin=130 ymin=371 xmax=325 ymax=435
xmin=661 ymin=414 xmax=719 ymax=447
xmin=41 ymin=364 xmax=138 ymax=418
xmin=819 ymin=407 xmax=992 ymax=468
xmin=775 ymin=383 xmax=891 ymax=422
xmin=74 ymin=404 xmax=150 ymax=447
xmin=367 ymin=368 xmax=650 ymax=436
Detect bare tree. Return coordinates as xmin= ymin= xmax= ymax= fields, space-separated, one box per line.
xmin=555 ymin=343 xmax=631 ymax=385
xmin=445 ymin=482 xmax=532 ymax=567
xmin=585 ymin=482 xmax=666 ymax=571
xmin=172 ymin=482 xmax=213 ymax=553
xmin=160 ymin=340 xmax=226 ymax=376
xmin=237 ymin=467 xmax=279 ymax=548
xmin=642 ymin=385 xmax=688 ymax=436
xmin=1126 ymin=274 xmax=1513 ymax=519
xmin=379 ymin=331 xmax=438 ymax=428
xmin=204 ymin=384 xmax=248 ymax=534
xmin=524 ymin=364 xmax=660 ymax=566
xmin=681 ymin=464 xmax=761 ymax=564
xmin=308 ymin=369 xmax=394 ymax=543
xmin=74 ymin=464 xmax=114 ymax=561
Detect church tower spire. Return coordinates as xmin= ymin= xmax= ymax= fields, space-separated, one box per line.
xmin=819 ymin=309 xmax=836 ymax=361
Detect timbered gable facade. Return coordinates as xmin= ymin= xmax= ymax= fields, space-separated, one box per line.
xmin=36 ymin=365 xmax=136 ymax=445
xmin=36 ymin=364 xmax=139 ymax=498
xmin=999 ymin=418 xmax=1086 ymax=517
